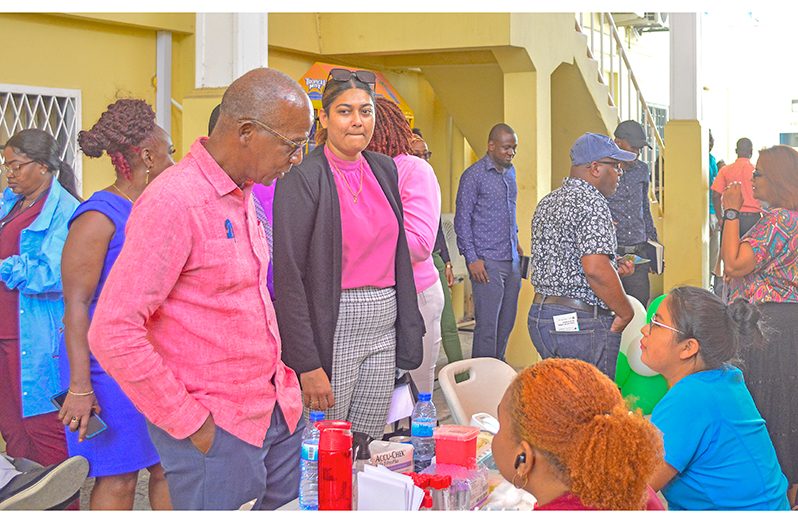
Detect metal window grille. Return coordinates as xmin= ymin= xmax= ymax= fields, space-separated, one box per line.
xmin=0 ymin=84 xmax=82 ymax=194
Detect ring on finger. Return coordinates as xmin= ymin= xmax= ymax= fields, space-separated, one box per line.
xmin=70 ymin=417 xmax=79 ymax=424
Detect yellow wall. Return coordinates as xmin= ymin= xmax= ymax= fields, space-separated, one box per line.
xmin=0 ymin=13 xmax=195 ymax=198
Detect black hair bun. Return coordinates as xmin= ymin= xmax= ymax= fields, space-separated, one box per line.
xmin=727 ymin=299 xmax=761 ymax=335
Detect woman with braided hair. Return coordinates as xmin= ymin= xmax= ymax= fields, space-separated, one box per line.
xmin=642 ymin=287 xmax=789 ymax=510
xmin=491 ymin=358 xmax=664 ymax=510
xmin=366 ymin=97 xmax=443 ymax=394
xmin=56 ymin=99 xmax=173 ymax=509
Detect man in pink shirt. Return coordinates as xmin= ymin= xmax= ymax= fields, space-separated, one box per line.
xmin=711 ymin=137 xmax=761 ymax=236
xmin=88 ymin=68 xmax=314 ymax=510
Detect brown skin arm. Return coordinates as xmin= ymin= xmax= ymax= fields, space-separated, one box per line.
xmin=581 ymin=254 xmax=634 ymax=332
xmin=650 ymin=461 xmax=679 ymax=492
xmin=720 ymin=183 xmax=757 ymax=278
xmin=711 ymin=190 xmax=723 ymax=225
xmin=59 ymin=210 xmax=114 ymax=442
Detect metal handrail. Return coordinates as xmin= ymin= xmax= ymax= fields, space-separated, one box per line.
xmin=575 ymin=13 xmax=666 ymax=215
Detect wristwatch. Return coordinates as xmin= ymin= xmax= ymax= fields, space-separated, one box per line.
xmin=723 ymin=209 xmax=740 ymax=221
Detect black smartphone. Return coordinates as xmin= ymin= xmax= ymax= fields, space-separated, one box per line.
xmin=50 ymin=390 xmax=108 ymax=439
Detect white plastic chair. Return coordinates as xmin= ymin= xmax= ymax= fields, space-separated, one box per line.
xmin=437 ymin=358 xmax=518 ymax=425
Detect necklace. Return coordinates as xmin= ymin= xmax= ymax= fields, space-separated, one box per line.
xmin=112 ymin=183 xmax=135 ymax=203
xmin=331 ymin=158 xmax=364 ymax=204
xmin=0 ymin=191 xmax=47 ymax=234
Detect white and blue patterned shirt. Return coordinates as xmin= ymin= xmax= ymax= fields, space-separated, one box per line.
xmin=530 ymin=177 xmax=617 ymax=308
xmin=454 ymin=155 xmax=519 ymax=264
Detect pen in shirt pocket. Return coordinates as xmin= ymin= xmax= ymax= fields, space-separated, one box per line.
xmin=225 ymin=219 xmax=236 ymax=242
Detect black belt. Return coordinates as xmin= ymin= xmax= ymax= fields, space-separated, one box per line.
xmin=617 ymin=243 xmax=646 ymax=255
xmin=533 ymin=294 xmax=613 ymax=316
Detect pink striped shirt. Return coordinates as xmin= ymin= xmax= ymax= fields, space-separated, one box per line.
xmin=325 ymin=146 xmax=398 ymax=289
xmin=394 ymin=154 xmax=441 ymax=293
xmin=88 ymin=138 xmax=302 ymax=447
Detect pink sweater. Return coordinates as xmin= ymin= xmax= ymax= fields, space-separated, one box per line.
xmin=394 ymin=154 xmax=441 ymax=294
xmin=325 ymin=146 xmax=399 ymax=290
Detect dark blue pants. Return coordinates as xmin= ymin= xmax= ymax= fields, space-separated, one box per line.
xmin=620 ymin=261 xmax=651 ymax=308
xmin=471 ymin=258 xmax=522 ymax=361
xmin=527 ymin=303 xmax=621 ymax=380
xmin=147 ymin=406 xmax=305 ymax=510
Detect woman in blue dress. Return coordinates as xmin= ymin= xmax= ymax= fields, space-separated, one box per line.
xmin=57 ymin=99 xmax=175 ymax=509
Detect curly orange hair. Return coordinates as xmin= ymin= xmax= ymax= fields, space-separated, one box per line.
xmin=508 ymin=359 xmax=663 ymax=510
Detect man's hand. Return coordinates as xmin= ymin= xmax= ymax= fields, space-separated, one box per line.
xmin=610 ymin=313 xmax=633 ymax=333
xmin=617 ymin=259 xmax=635 ymax=277
xmin=468 ymin=260 xmax=489 ymax=284
xmin=300 ymin=368 xmax=335 ymax=411
xmin=444 ymin=264 xmax=455 ymax=287
xmin=721 ymin=182 xmax=744 ymax=212
xmin=189 ymin=413 xmax=216 ymax=454
xmin=516 ymin=243 xmax=524 ymax=257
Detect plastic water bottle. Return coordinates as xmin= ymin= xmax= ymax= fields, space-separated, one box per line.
xmin=411 ymin=392 xmax=437 ymax=472
xmin=298 ymin=411 xmax=325 ymax=510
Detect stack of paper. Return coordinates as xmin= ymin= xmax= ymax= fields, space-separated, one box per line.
xmin=356 ymin=464 xmax=424 ymax=510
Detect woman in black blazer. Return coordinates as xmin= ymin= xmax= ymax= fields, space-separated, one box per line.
xmin=273 ymin=68 xmax=423 ymax=438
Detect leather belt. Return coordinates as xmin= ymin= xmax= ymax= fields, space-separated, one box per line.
xmin=617 ymin=243 xmax=645 ymax=255
xmin=533 ymin=294 xmax=613 ymax=316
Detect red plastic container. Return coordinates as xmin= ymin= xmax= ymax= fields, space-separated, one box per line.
xmin=317 ymin=420 xmax=353 ymax=510
xmin=433 ymin=425 xmax=480 ymax=469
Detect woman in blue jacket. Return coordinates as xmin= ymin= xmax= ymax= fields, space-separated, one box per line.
xmin=0 ymin=129 xmax=79 ymax=467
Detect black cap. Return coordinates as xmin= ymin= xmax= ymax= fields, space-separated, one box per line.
xmin=614 ymin=120 xmax=651 ymax=149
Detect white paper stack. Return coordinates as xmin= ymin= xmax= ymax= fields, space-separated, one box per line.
xmin=356 ymin=464 xmax=424 ymax=510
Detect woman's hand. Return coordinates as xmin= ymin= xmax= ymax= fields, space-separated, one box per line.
xmin=445 ymin=264 xmax=455 ymax=287
xmin=300 ymin=368 xmax=335 ymax=411
xmin=59 ymin=391 xmax=101 ymax=443
xmin=721 ymin=182 xmax=744 ymax=212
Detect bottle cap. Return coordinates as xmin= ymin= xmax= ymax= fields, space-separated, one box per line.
xmin=418 ymin=392 xmax=432 ymax=402
xmin=430 ymin=475 xmax=452 ymax=489
xmin=309 ymin=411 xmax=325 ymax=422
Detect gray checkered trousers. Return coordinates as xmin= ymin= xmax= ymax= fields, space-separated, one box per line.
xmin=322 ymin=286 xmax=397 ymax=439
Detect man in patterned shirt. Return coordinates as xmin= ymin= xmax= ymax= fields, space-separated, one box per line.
xmin=528 ymin=133 xmax=636 ymax=379
xmin=606 ymin=120 xmax=659 ymax=306
xmin=454 ymin=123 xmax=523 ymax=360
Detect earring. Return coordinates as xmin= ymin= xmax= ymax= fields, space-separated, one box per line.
xmin=512 ymin=471 xmax=528 ymax=490
xmin=146 ymin=168 xmax=150 ymax=185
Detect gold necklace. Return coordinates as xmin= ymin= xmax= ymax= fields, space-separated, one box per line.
xmin=331 ymin=158 xmax=364 ymax=204
xmin=112 ymin=183 xmax=135 ymax=203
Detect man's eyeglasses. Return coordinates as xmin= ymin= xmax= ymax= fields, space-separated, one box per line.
xmin=326 ymin=68 xmax=377 ymax=90
xmin=647 ymin=318 xmax=684 ymax=336
xmin=0 ymin=160 xmax=37 ymax=177
xmin=594 ymin=160 xmax=623 ymax=173
xmin=752 ymin=169 xmax=764 ymax=178
xmin=239 ymin=118 xmax=308 ymax=158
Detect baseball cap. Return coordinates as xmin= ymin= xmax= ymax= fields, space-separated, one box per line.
xmin=570 ymin=133 xmax=637 ymax=166
xmin=614 ymin=120 xmax=652 ymax=148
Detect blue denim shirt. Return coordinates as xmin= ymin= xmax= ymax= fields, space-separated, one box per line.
xmin=454 ymin=155 xmax=519 ymax=264
xmin=0 ymin=179 xmax=79 ymax=417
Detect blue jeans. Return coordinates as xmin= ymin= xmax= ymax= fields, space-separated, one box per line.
xmin=527 ymin=303 xmax=621 ymax=380
xmin=147 ymin=406 xmax=304 ymax=510
xmin=471 ymin=258 xmax=522 ymax=361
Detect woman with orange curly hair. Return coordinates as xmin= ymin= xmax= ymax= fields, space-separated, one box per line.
xmin=491 ymin=358 xmax=664 ymax=510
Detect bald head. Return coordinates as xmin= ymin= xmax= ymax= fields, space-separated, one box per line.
xmin=488 ymin=123 xmax=515 ymax=143
xmin=736 ymin=137 xmax=753 ymax=158
xmin=219 ymin=68 xmax=310 ymax=129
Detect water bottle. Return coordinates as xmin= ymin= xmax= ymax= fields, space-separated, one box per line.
xmin=298 ymin=411 xmax=325 ymax=510
xmin=411 ymin=392 xmax=437 ymax=472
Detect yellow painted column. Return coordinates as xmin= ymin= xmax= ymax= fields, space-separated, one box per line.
xmin=662 ymin=120 xmax=710 ymax=290
xmin=180 ymin=89 xmax=225 ymax=153
xmin=502 ymin=70 xmax=547 ymax=369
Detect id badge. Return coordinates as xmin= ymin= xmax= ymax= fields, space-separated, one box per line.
xmin=553 ymin=312 xmax=579 ymax=332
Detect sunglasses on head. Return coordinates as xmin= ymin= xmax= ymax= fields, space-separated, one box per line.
xmin=326 ymin=68 xmax=377 ymax=90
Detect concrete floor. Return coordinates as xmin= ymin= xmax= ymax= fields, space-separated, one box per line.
xmin=80 ymin=331 xmax=475 ymax=510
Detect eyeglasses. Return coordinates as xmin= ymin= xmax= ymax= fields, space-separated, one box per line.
xmin=594 ymin=160 xmax=623 ymax=172
xmin=647 ymin=318 xmax=685 ymax=336
xmin=412 ymin=150 xmax=432 ymax=161
xmin=239 ymin=118 xmax=309 ymax=158
xmin=0 ymin=160 xmax=37 ymax=177
xmin=326 ymin=68 xmax=377 ymax=90
xmin=752 ymin=169 xmax=764 ymax=178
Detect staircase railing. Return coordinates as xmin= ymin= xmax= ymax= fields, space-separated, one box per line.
xmin=575 ymin=12 xmax=666 ymax=215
